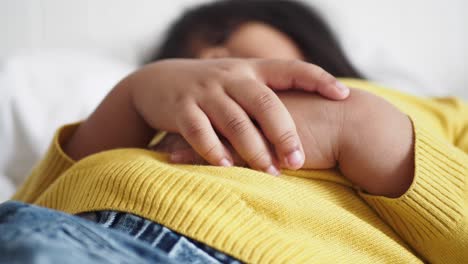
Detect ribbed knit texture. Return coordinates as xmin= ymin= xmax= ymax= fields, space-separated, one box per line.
xmin=13 ymin=79 xmax=468 ymax=263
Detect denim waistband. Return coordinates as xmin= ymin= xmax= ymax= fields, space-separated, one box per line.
xmin=79 ymin=210 xmax=241 ymax=264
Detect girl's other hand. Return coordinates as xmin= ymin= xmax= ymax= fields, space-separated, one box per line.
xmin=131 ymin=59 xmax=348 ymax=174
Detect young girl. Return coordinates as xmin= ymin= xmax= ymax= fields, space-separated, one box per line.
xmin=7 ymin=0 xmax=468 ymax=263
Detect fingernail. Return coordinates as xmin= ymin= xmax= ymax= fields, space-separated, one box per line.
xmin=285 ymin=150 xmax=303 ymax=169
xmin=335 ymin=81 xmax=349 ymax=96
xmin=219 ymin=158 xmax=233 ymax=167
xmin=265 ymin=165 xmax=280 ymax=176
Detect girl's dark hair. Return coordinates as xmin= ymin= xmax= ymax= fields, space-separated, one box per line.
xmin=146 ymin=0 xmax=363 ymax=78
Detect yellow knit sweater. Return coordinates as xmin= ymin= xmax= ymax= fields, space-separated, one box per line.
xmin=13 ymin=79 xmax=468 ymax=263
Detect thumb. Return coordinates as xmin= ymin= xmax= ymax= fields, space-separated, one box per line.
xmin=253 ymin=59 xmax=349 ymax=100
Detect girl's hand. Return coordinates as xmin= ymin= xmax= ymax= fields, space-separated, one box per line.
xmin=153 ymin=91 xmax=343 ymax=170
xmin=131 ymin=59 xmax=349 ymax=174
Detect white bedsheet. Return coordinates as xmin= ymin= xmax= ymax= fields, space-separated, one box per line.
xmin=0 ymin=51 xmax=134 ymax=202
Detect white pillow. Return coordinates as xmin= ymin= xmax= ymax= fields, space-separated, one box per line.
xmin=0 ymin=50 xmax=135 ymax=201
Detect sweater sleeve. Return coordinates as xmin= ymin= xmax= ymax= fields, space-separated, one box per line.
xmin=12 ymin=123 xmax=79 ymax=203
xmin=359 ymin=98 xmax=468 ymax=263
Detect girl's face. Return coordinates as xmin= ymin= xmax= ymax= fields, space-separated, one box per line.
xmin=196 ymin=22 xmax=304 ymax=60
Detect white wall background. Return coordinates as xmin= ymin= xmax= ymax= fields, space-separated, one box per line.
xmin=1 ymin=0 xmax=467 ymax=93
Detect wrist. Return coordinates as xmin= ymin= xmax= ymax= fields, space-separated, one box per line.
xmin=64 ymin=75 xmax=155 ymax=160
xmin=120 ymin=74 xmax=156 ymax=146
xmin=338 ymin=89 xmax=415 ymax=197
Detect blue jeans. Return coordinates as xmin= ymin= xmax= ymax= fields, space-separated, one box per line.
xmin=0 ymin=201 xmax=241 ymax=264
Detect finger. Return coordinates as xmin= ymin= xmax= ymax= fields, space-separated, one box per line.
xmin=171 ymin=137 xmax=247 ymax=167
xmin=253 ymin=59 xmax=349 ymax=99
xmin=226 ymin=79 xmax=304 ymax=170
xmin=151 ymin=133 xmax=186 ymax=152
xmin=176 ymin=104 xmax=233 ymax=167
xmin=200 ymin=95 xmax=280 ymax=175
xmin=170 ymin=148 xmax=208 ymax=165
xmin=221 ymin=137 xmax=248 ymax=167
xmin=170 ymin=135 xmax=229 ymax=165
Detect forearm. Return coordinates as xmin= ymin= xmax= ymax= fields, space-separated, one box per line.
xmin=338 ymin=89 xmax=415 ymax=198
xmin=63 ymin=77 xmax=154 ymax=160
